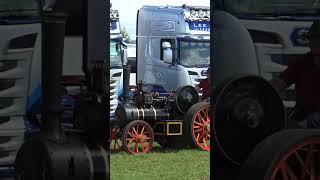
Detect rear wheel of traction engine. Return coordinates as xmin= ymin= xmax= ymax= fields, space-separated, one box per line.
xmin=109 ymin=110 xmax=124 ymax=153
xmin=240 ymin=129 xmax=320 ymax=180
xmin=185 ymin=102 xmax=210 ymax=151
xmin=109 ymin=124 xmax=122 ymax=153
xmin=122 ymin=120 xmax=154 ymax=154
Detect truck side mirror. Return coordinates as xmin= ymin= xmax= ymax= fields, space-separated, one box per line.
xmin=162 ymin=42 xmax=173 ymax=64
xmin=121 ymin=49 xmax=128 ymax=65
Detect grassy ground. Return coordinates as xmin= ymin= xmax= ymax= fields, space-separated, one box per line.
xmin=110 ymin=144 xmax=210 ymax=180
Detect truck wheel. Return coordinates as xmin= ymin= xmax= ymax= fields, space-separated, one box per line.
xmin=109 ymin=124 xmax=122 ymax=153
xmin=240 ymin=129 xmax=320 ymax=180
xmin=185 ymin=102 xmax=210 ymax=151
xmin=122 ymin=120 xmax=154 ymax=154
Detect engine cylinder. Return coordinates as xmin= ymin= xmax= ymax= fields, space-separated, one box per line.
xmin=115 ymin=104 xmax=170 ymax=126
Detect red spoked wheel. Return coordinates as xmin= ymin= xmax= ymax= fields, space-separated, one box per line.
xmin=109 ymin=124 xmax=122 ymax=153
xmin=240 ymin=129 xmax=320 ymax=180
xmin=122 ymin=120 xmax=154 ymax=154
xmin=185 ymin=102 xmax=211 ymax=151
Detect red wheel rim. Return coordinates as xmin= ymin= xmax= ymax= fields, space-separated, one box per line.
xmin=125 ymin=122 xmax=153 ymax=154
xmin=270 ymin=138 xmax=320 ymax=180
xmin=192 ymin=105 xmax=210 ymax=151
xmin=109 ymin=124 xmax=122 ymax=153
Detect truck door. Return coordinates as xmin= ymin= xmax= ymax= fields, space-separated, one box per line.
xmin=144 ymin=38 xmax=190 ymax=92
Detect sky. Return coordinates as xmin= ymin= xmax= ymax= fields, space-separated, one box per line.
xmin=110 ymin=0 xmax=210 ymax=38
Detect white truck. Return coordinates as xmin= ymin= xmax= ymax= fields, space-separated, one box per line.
xmin=0 ymin=0 xmax=41 ymax=173
xmin=136 ymin=5 xmax=210 ymax=93
xmin=109 ymin=9 xmax=136 ymax=120
xmin=214 ymin=0 xmax=320 ymax=112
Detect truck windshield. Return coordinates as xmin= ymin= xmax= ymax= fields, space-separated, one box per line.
xmin=110 ymin=40 xmax=122 ymax=68
xmin=223 ymin=0 xmax=320 ymax=16
xmin=0 ymin=0 xmax=39 ymax=17
xmin=179 ymin=41 xmax=210 ymax=68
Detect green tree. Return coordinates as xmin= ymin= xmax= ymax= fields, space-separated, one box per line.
xmin=120 ymin=26 xmax=130 ymax=39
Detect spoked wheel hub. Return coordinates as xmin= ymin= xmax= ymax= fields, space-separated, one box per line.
xmin=122 ymin=120 xmax=154 ymax=154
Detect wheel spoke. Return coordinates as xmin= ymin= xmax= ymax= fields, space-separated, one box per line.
xmin=280 ymin=163 xmax=290 ymax=180
xmin=203 ymin=109 xmax=209 ymax=118
xmin=203 ymin=137 xmax=207 ymax=148
xmin=294 ymin=151 xmax=309 ymax=174
xmin=127 ymin=131 xmax=132 ymax=136
xmin=206 ymin=118 xmax=210 ymax=124
xmin=135 ymin=143 xmax=139 ymax=153
xmin=127 ymin=140 xmax=133 ymax=147
xmin=285 ymin=162 xmax=299 ymax=180
xmin=198 ymin=133 xmax=205 ymax=141
xmin=136 ymin=125 xmax=139 ymax=135
xmin=196 ymin=133 xmax=200 ymax=141
xmin=140 ymin=142 xmax=145 ymax=152
xmin=203 ymin=107 xmax=208 ymax=117
xmin=133 ymin=127 xmax=138 ymax=136
xmin=199 ymin=115 xmax=206 ymax=124
xmin=309 ymin=145 xmax=316 ymax=180
xmin=204 ymin=133 xmax=209 ymax=142
xmin=301 ymin=145 xmax=314 ymax=179
xmin=199 ymin=111 xmax=206 ymax=121
xmin=194 ymin=121 xmax=204 ymax=126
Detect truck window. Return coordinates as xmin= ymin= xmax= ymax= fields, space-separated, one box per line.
xmin=110 ymin=41 xmax=122 ymax=68
xmin=179 ymin=41 xmax=210 ymax=67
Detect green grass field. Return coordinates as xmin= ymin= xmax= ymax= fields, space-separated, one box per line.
xmin=110 ymin=144 xmax=210 ymax=180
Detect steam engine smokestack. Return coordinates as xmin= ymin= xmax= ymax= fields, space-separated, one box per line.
xmin=123 ymin=64 xmax=131 ymax=104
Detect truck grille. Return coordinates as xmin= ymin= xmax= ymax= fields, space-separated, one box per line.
xmin=110 ymin=77 xmax=120 ymax=115
xmin=0 ymin=25 xmax=40 ymax=166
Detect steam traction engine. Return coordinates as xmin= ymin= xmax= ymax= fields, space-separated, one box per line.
xmin=109 ymin=66 xmax=210 ymax=154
